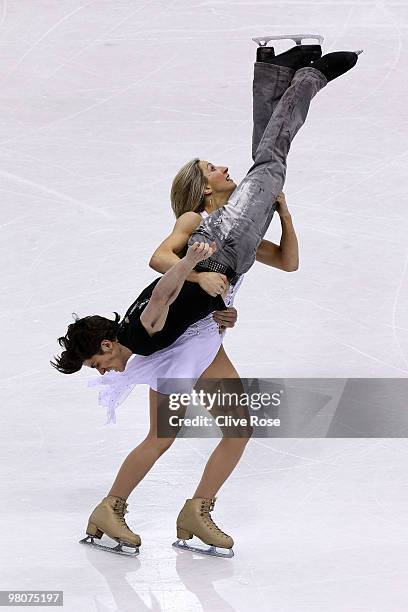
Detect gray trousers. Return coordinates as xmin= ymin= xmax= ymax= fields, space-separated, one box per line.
xmin=188 ymin=63 xmax=327 ymax=276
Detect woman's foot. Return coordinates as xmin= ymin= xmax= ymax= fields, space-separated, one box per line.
xmin=257 ymin=44 xmax=322 ymax=69
xmin=309 ymin=50 xmax=363 ymax=81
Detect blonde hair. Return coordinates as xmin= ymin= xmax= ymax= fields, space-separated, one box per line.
xmin=170 ymin=158 xmax=207 ymax=218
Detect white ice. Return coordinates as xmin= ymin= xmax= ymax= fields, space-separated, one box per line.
xmin=1 ymin=1 xmax=408 ymax=611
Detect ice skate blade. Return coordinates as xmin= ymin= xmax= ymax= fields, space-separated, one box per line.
xmin=172 ymin=538 xmax=234 ymax=558
xmin=79 ymin=535 xmax=140 ymax=557
xmin=252 ymin=33 xmax=324 ymax=47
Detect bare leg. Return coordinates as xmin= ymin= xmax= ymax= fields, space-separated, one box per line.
xmin=192 ymin=346 xmax=251 ymax=499
xmin=107 ymin=348 xmax=247 ymax=501
xmin=107 ymin=388 xmax=177 ymax=500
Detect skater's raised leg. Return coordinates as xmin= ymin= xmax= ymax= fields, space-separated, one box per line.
xmin=190 ymin=66 xmax=327 ymax=275
xmin=252 ymin=35 xmax=323 ymax=159
xmin=252 ymin=63 xmax=295 ymax=161
xmin=190 ymin=49 xmax=361 ymax=277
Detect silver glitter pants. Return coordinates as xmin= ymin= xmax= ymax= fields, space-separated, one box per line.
xmin=188 ymin=64 xmax=327 ymax=275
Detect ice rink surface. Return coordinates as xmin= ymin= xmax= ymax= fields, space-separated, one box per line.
xmin=1 ymin=1 xmax=408 ymax=610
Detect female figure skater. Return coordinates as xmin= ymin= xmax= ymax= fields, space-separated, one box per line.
xmin=52 ymin=39 xmax=361 ymax=557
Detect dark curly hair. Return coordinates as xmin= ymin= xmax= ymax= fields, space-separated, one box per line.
xmin=50 ymin=312 xmax=121 ymax=374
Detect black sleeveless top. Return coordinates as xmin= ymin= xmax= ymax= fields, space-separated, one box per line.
xmin=116 ymin=277 xmax=227 ymax=356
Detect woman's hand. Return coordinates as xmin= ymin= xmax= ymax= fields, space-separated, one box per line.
xmin=275 ymin=191 xmax=290 ymax=217
xmin=212 ymin=307 xmax=237 ymax=333
xmin=198 ymin=272 xmax=229 ymax=297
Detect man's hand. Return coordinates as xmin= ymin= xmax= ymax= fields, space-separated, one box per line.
xmin=212 ymin=307 xmax=237 ymax=333
xmin=275 ymin=191 xmax=290 ymax=217
xmin=198 ymin=272 xmax=229 ymax=297
xmin=185 ymin=241 xmax=217 ymax=266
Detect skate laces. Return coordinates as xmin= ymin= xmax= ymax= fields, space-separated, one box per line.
xmin=200 ymin=498 xmax=229 ymax=538
xmin=113 ymin=499 xmax=131 ymax=528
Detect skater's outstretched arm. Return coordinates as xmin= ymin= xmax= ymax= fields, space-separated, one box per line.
xmin=255 ymin=192 xmax=299 ymax=271
xmin=140 ymin=242 xmax=216 ymax=334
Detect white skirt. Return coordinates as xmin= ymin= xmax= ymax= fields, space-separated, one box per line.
xmin=88 ymin=277 xmax=243 ymax=423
